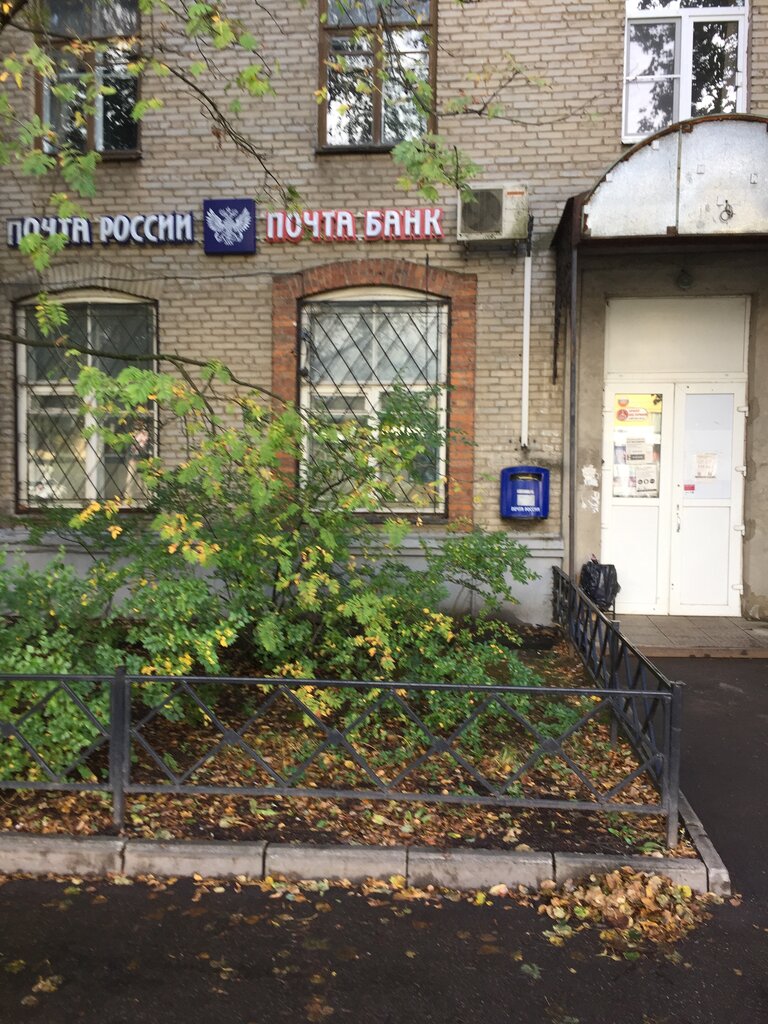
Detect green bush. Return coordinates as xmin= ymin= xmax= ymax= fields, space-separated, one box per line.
xmin=0 ymin=361 xmax=540 ymax=776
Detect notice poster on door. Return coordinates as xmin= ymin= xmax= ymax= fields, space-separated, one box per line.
xmin=612 ymin=394 xmax=662 ymax=498
xmin=695 ymin=452 xmax=718 ymax=479
xmin=681 ymin=393 xmax=734 ymax=501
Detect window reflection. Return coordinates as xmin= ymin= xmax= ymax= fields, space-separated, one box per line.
xmin=326 ymin=36 xmax=374 ymax=145
xmin=634 ymin=1 xmax=743 ymax=8
xmin=321 ymin=1 xmax=434 ymax=148
xmin=100 ymin=47 xmax=139 ymax=150
xmin=691 ymin=21 xmax=739 ymax=115
xmin=43 ymin=0 xmax=138 ymax=37
xmin=383 ymin=31 xmax=429 ymax=143
xmin=326 ymin=1 xmax=430 ymax=28
xmin=624 ymin=2 xmax=747 ymax=138
xmin=625 ymin=21 xmax=678 ymax=135
xmin=41 ymin=2 xmax=139 ymax=154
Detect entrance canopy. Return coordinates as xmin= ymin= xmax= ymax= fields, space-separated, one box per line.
xmin=558 ymin=114 xmax=768 ymax=246
xmin=552 ymin=115 xmax=768 ymax=577
xmin=552 ymin=115 xmax=768 ymax=376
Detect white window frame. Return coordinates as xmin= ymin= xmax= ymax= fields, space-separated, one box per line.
xmin=299 ymin=286 xmax=449 ymax=515
xmin=16 ymin=291 xmax=156 ymax=509
xmin=623 ymin=1 xmax=748 ymax=144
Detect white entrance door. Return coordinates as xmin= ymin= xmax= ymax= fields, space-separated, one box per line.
xmin=601 ymin=296 xmax=749 ymax=616
xmin=669 ymin=383 xmax=746 ymax=615
xmin=602 ymin=382 xmax=746 ymax=615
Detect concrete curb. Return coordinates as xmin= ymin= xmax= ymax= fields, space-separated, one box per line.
xmin=123 ymin=840 xmax=267 ymax=879
xmin=678 ymin=790 xmax=732 ymax=896
xmin=408 ymin=847 xmax=553 ymax=890
xmin=0 ymin=835 xmax=123 ymax=876
xmin=265 ymin=843 xmax=406 ymax=883
xmin=553 ymin=852 xmax=707 ymax=890
xmin=0 ymin=811 xmax=727 ymax=894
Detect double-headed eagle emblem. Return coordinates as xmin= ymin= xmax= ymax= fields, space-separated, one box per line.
xmin=205 ymin=205 xmax=252 ymax=245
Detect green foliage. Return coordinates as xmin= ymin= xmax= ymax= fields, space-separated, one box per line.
xmin=393 ymin=133 xmax=481 ymax=202
xmin=0 ymin=360 xmax=540 ymax=775
xmin=0 ymin=552 xmax=123 ymax=779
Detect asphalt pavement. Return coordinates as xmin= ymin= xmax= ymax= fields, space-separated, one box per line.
xmin=657 ymin=658 xmax=768 ymax=899
xmin=0 ymin=658 xmax=765 ymax=1024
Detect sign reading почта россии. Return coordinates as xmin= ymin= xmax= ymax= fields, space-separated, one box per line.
xmin=6 ymin=202 xmax=444 ymax=254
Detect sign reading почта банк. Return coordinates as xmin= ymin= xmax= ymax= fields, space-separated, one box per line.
xmin=263 ymin=207 xmax=443 ymax=242
xmin=6 ymin=204 xmax=444 ymax=252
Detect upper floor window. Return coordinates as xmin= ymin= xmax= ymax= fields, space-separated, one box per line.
xmin=38 ymin=0 xmax=140 ymax=155
xmin=318 ymin=0 xmax=435 ymax=150
xmin=623 ymin=1 xmax=747 ymax=142
xmin=17 ymin=295 xmax=155 ymax=508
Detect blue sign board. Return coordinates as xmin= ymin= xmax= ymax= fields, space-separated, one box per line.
xmin=202 ymin=198 xmax=256 ymax=255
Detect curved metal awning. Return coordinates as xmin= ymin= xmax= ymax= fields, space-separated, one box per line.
xmin=555 ymin=114 xmax=768 ymax=248
xmin=552 ymin=115 xmax=768 ymax=378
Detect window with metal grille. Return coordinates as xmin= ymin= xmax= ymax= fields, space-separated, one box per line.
xmin=17 ymin=296 xmax=155 ymax=507
xmin=299 ymin=291 xmax=448 ymax=513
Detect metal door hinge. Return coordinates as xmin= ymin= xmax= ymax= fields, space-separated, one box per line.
xmin=732 ymin=583 xmax=744 ymax=593
xmin=735 ymin=465 xmax=747 ymax=476
xmin=737 ymin=404 xmax=749 ymax=417
xmin=733 ymin=523 xmax=746 ymax=535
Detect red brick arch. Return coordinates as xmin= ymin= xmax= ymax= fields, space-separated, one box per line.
xmin=272 ymin=258 xmax=477 ymax=522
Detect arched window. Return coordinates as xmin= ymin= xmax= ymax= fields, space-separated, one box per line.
xmin=299 ymin=287 xmax=448 ymax=513
xmin=16 ymin=292 xmax=156 ymax=507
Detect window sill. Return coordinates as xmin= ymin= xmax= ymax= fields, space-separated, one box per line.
xmin=15 ymin=504 xmax=150 ymax=515
xmin=316 ymin=145 xmax=398 ymax=157
xmin=99 ymin=150 xmax=142 ymax=162
xmin=359 ymin=512 xmax=448 ymax=525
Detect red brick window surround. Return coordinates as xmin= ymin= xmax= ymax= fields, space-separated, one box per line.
xmin=272 ymin=259 xmax=477 ymax=522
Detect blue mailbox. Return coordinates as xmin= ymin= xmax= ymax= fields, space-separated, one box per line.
xmin=500 ymin=465 xmax=550 ymax=520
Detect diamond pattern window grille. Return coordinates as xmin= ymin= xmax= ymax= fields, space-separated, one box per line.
xmin=299 ymin=298 xmax=448 ymax=513
xmin=17 ymin=301 xmax=156 ymax=507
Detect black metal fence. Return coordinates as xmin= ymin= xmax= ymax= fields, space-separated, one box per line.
xmin=552 ymin=567 xmax=683 ymax=846
xmin=0 ymin=589 xmax=683 ymax=844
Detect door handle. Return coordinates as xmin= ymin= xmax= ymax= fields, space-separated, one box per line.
xmin=676 ymin=505 xmax=681 ymax=533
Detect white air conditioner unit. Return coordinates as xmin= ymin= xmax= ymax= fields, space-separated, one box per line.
xmin=457 ymin=185 xmax=529 ymax=243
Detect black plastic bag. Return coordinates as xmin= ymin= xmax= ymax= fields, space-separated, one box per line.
xmin=579 ymin=557 xmax=620 ymax=611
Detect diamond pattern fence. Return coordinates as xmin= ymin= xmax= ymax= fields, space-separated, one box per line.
xmin=0 ymin=607 xmax=683 ymax=845
xmin=552 ymin=567 xmax=683 ymax=846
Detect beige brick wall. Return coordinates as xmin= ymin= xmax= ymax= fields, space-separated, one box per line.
xmin=2 ymin=0 xmax=767 ymax=546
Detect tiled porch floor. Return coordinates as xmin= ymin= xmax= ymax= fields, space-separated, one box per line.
xmin=618 ymin=615 xmax=768 ymax=657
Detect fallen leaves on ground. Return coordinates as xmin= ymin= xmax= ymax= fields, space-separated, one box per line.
xmin=32 ymin=974 xmax=63 ymax=993
xmin=0 ymin=642 xmax=698 ymax=859
xmin=536 ymin=867 xmax=720 ymax=959
xmin=305 ymin=995 xmax=334 ymax=1021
